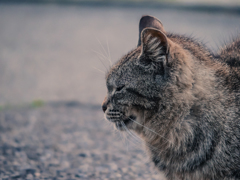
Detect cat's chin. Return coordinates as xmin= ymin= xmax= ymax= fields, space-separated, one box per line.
xmin=114 ymin=115 xmax=136 ymax=131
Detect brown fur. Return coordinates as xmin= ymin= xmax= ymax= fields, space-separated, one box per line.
xmin=102 ymin=15 xmax=240 ymax=180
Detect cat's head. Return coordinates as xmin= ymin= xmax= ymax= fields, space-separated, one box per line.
xmin=102 ymin=15 xmax=194 ymax=132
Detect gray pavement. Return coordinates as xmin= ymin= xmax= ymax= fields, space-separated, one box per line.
xmin=0 ymin=103 xmax=162 ymax=179
xmin=0 ymin=3 xmax=240 ymax=180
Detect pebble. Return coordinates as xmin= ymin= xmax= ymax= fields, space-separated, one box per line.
xmin=109 ymin=163 xmax=118 ymax=171
xmin=78 ymin=153 xmax=87 ymax=157
xmin=0 ymin=105 xmax=162 ymax=180
xmin=26 ymin=173 xmax=34 ymax=180
xmin=121 ymin=167 xmax=128 ymax=173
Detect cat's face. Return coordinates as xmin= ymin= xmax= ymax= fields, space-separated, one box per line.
xmin=102 ymin=16 xmax=194 ymax=132
xmin=102 ymin=17 xmax=170 ymax=131
xmin=102 ymin=46 xmax=165 ymax=131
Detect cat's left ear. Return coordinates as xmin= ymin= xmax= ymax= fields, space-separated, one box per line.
xmin=138 ymin=27 xmax=169 ymax=64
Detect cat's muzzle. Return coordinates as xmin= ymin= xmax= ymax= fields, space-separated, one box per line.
xmin=105 ymin=109 xmax=135 ymax=131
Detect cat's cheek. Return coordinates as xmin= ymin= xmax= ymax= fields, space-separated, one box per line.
xmin=125 ymin=108 xmax=145 ymax=131
xmin=155 ymin=75 xmax=164 ymax=84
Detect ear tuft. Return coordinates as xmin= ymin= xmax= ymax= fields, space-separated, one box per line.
xmin=138 ymin=15 xmax=165 ymax=46
xmin=139 ymin=28 xmax=168 ymax=62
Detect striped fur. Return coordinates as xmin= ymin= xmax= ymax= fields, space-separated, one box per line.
xmin=102 ymin=15 xmax=240 ymax=180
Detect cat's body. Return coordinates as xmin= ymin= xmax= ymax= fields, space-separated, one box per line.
xmin=102 ymin=15 xmax=240 ymax=180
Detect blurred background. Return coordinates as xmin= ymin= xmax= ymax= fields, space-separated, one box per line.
xmin=0 ymin=0 xmax=240 ymax=179
xmin=0 ymin=0 xmax=240 ymax=106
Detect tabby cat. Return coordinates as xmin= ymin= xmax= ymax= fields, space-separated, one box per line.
xmin=102 ymin=15 xmax=240 ymax=180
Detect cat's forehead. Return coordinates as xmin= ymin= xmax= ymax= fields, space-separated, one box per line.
xmin=106 ymin=68 xmax=124 ymax=87
xmin=106 ymin=47 xmax=141 ymax=80
xmin=119 ymin=47 xmax=141 ymax=65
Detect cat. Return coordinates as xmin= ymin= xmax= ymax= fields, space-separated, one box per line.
xmin=102 ymin=15 xmax=240 ymax=180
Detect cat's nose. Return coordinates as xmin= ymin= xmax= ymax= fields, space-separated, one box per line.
xmin=102 ymin=97 xmax=108 ymax=113
xmin=102 ymin=103 xmax=107 ymax=113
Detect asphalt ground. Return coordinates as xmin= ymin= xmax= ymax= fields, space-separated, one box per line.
xmin=0 ymin=3 xmax=240 ymax=180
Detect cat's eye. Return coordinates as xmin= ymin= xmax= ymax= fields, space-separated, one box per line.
xmin=116 ymin=85 xmax=125 ymax=92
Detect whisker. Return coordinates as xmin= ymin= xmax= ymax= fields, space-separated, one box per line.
xmin=91 ymin=49 xmax=109 ymax=71
xmin=118 ymin=123 xmax=128 ymax=150
xmin=106 ymin=38 xmax=112 ymax=66
xmin=95 ymin=37 xmax=111 ymax=66
xmin=120 ymin=121 xmax=161 ymax=154
xmin=128 ymin=117 xmax=173 ymax=145
xmin=121 ymin=126 xmax=151 ymax=162
xmin=115 ymin=122 xmax=130 ymax=151
xmin=115 ymin=121 xmax=120 ymax=133
xmin=96 ymin=37 xmax=109 ymax=57
xmin=120 ymin=121 xmax=156 ymax=159
xmin=92 ymin=66 xmax=105 ymax=74
xmin=120 ymin=122 xmax=164 ymax=178
xmin=121 ymin=121 xmax=143 ymax=146
xmin=92 ymin=49 xmax=109 ymax=63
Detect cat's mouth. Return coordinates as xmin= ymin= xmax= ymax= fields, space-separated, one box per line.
xmin=114 ymin=115 xmax=136 ymax=131
xmin=105 ymin=110 xmax=136 ymax=131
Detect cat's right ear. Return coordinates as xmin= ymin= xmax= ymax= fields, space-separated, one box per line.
xmin=138 ymin=28 xmax=169 ymax=66
xmin=138 ymin=15 xmax=166 ymax=46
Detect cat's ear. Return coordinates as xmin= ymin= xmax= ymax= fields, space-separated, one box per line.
xmin=138 ymin=15 xmax=166 ymax=46
xmin=138 ymin=27 xmax=169 ymax=64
